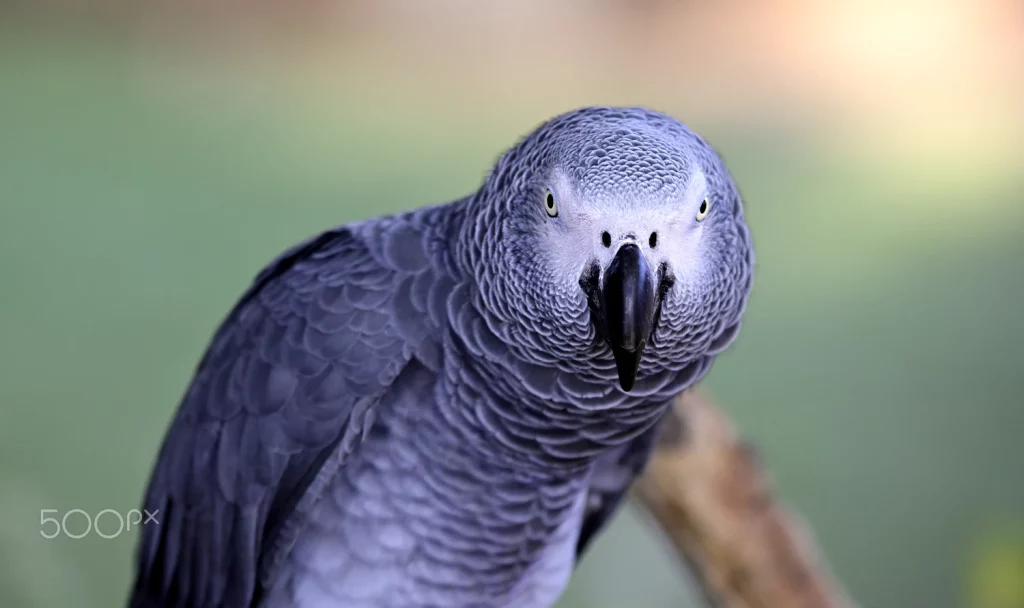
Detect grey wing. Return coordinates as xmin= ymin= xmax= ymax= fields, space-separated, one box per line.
xmin=129 ymin=219 xmax=440 ymax=608
xmin=574 ymin=412 xmax=667 ymax=559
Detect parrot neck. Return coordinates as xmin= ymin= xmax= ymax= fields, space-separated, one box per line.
xmin=438 ymin=325 xmax=692 ymax=471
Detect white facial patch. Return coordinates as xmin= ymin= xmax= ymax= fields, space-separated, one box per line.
xmin=539 ymin=167 xmax=711 ymax=287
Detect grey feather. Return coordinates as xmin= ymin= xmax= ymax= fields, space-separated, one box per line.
xmin=128 ymin=106 xmax=754 ymax=608
xmin=130 ymin=211 xmax=451 ymax=607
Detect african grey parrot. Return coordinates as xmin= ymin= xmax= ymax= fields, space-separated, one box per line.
xmin=129 ymin=106 xmax=754 ymax=608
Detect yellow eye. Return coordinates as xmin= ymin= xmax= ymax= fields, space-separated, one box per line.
xmin=544 ymin=189 xmax=558 ymax=218
xmin=695 ymin=197 xmax=710 ymax=221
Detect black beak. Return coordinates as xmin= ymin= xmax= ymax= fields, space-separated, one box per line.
xmin=601 ymin=243 xmax=658 ymax=392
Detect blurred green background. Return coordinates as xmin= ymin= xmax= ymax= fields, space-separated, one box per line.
xmin=1 ymin=2 xmax=1022 ymax=607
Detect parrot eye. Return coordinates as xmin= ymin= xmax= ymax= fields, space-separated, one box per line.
xmin=544 ymin=189 xmax=558 ymax=218
xmin=695 ymin=197 xmax=710 ymax=221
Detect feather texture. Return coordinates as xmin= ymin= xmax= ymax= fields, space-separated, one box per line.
xmin=128 ymin=106 xmax=754 ymax=608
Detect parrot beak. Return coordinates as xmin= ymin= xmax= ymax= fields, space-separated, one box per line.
xmin=600 ymin=243 xmax=658 ymax=392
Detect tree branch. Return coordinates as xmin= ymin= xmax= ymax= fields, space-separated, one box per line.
xmin=631 ymin=389 xmax=859 ymax=608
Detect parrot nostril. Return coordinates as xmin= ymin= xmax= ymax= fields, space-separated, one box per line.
xmin=649 ymin=232 xmax=658 ymax=248
xmin=601 ymin=232 xmax=612 ymax=248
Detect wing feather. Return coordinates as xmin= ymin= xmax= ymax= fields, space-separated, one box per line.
xmin=130 ymin=217 xmax=439 ymax=607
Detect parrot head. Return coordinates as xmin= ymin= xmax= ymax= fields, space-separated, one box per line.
xmin=472 ymin=107 xmax=754 ymax=393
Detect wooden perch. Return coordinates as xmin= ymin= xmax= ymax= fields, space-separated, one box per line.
xmin=631 ymin=389 xmax=859 ymax=608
